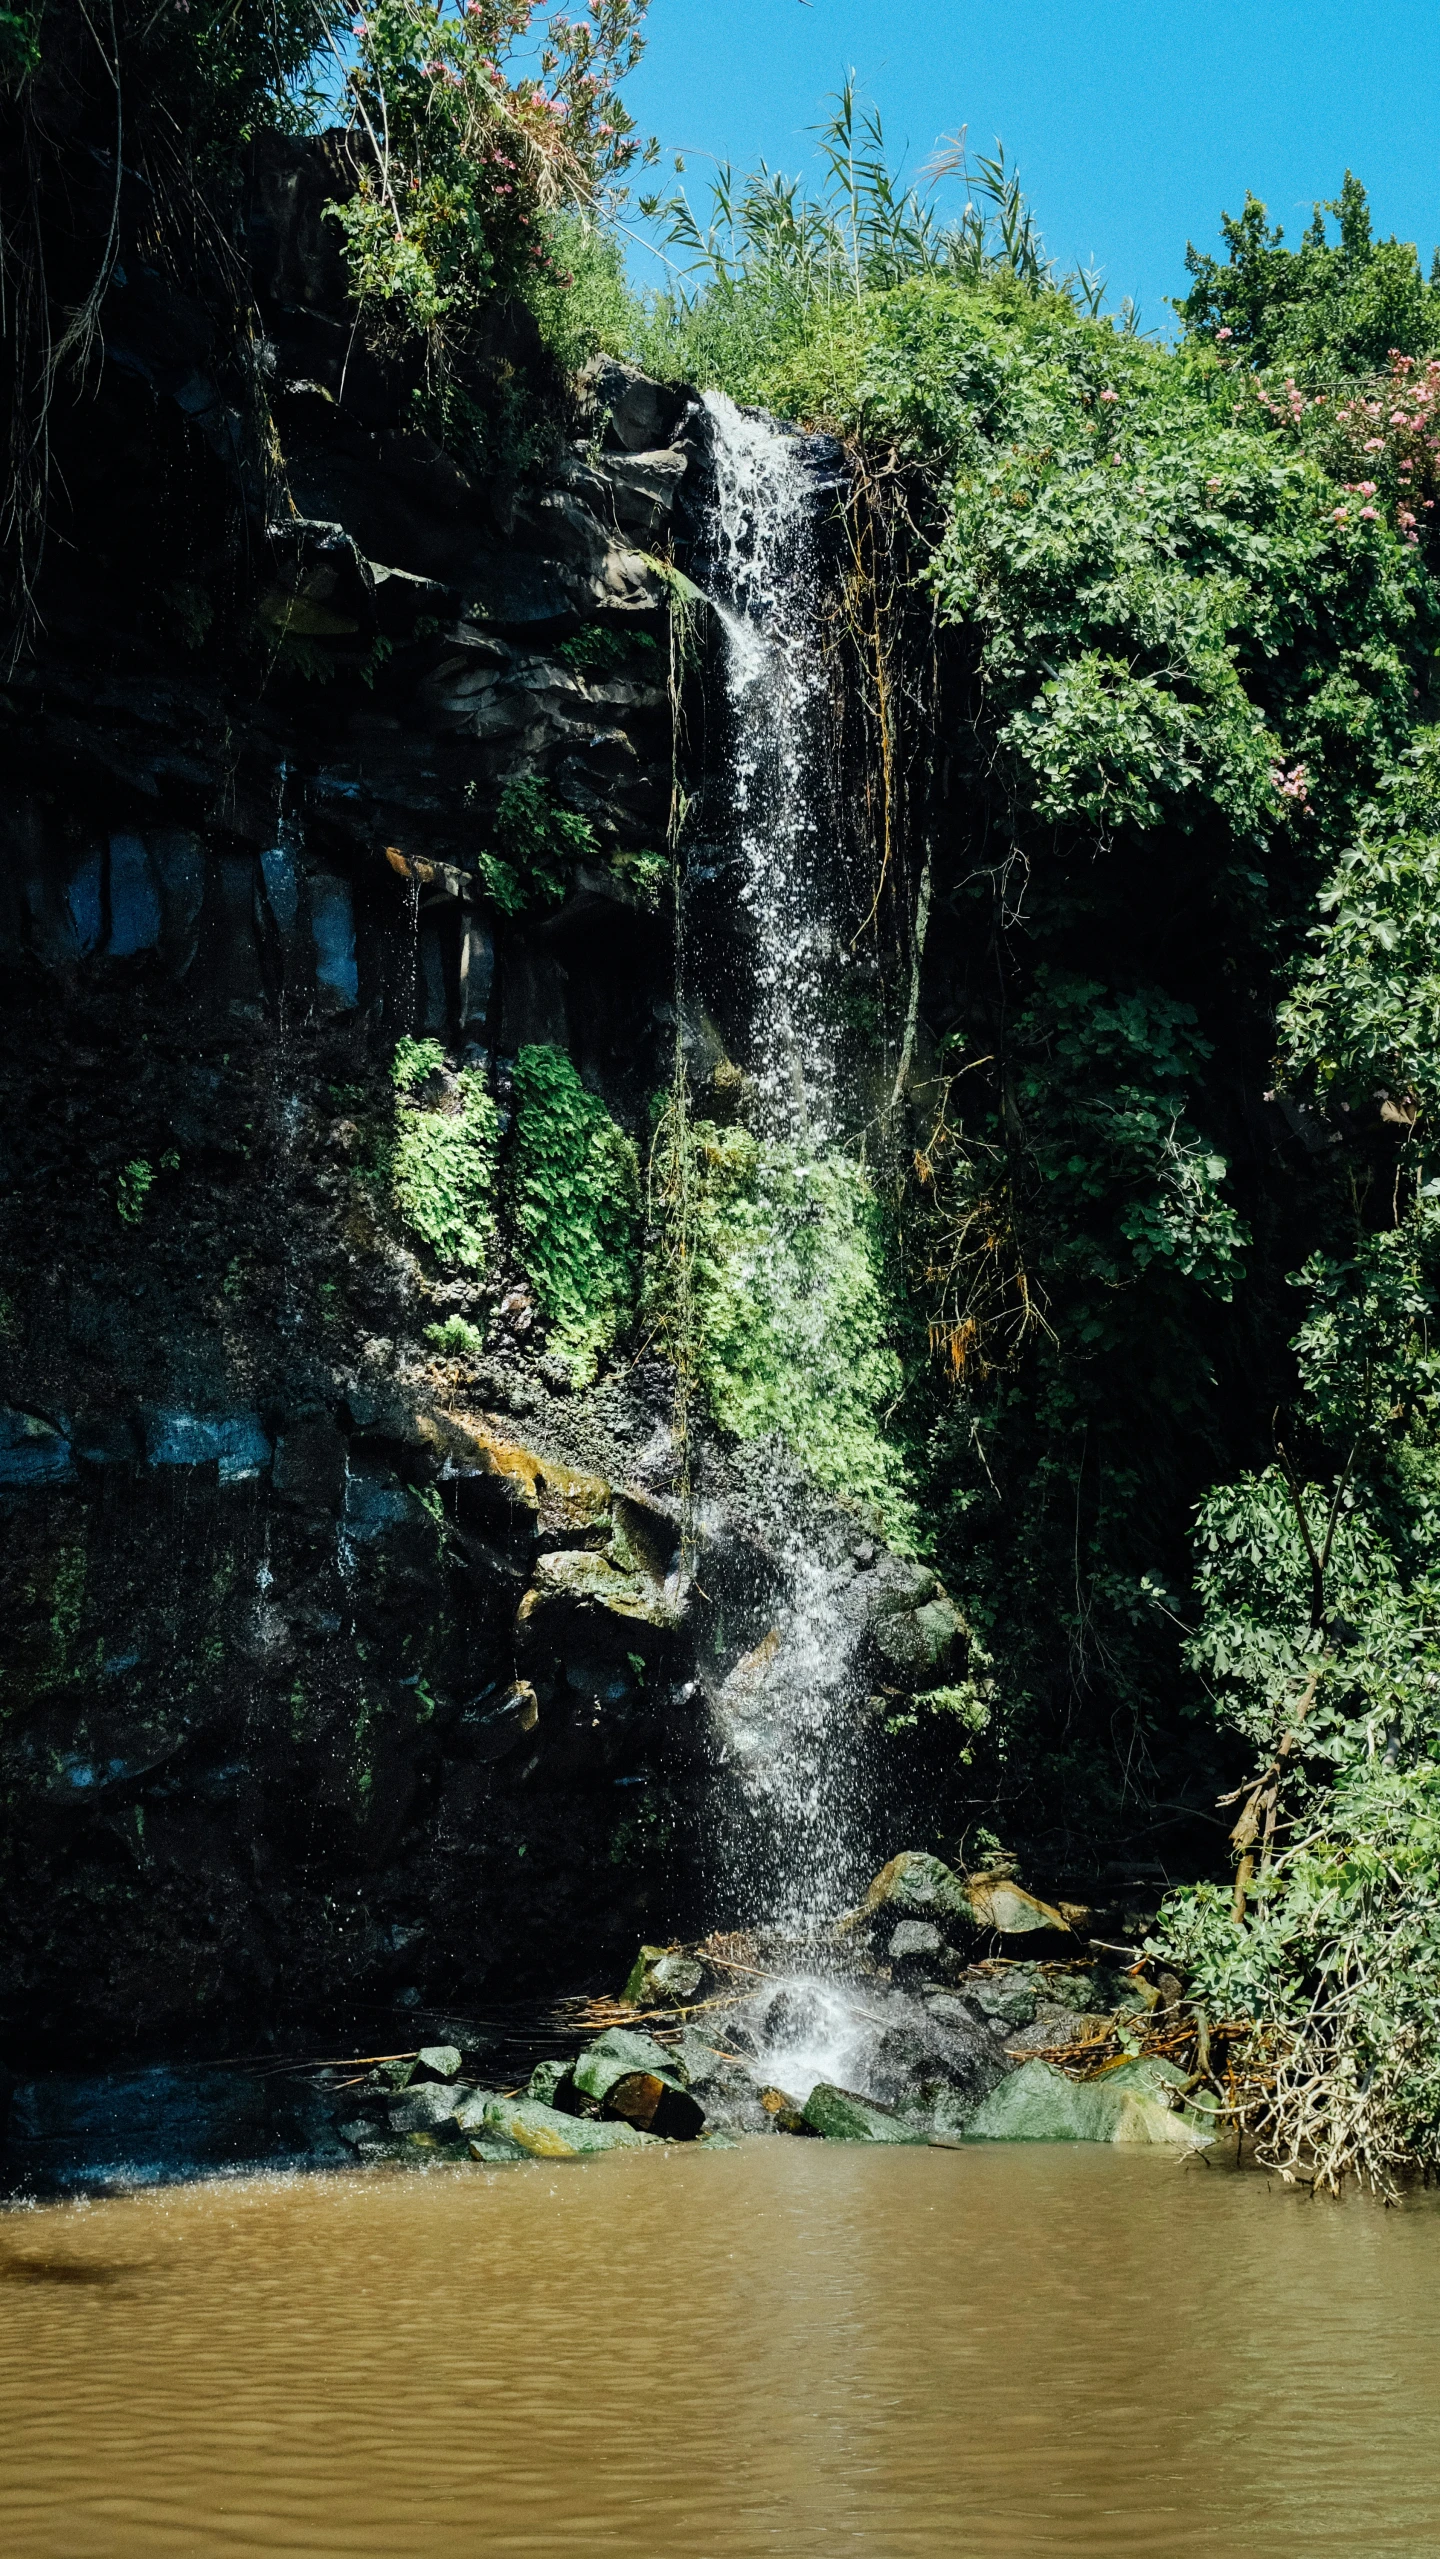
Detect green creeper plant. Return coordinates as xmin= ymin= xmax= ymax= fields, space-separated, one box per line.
xmin=507 ymin=1044 xmax=639 ymax=1383
xmin=390 ymin=1036 xmax=498 ymax=1271
xmin=478 ymin=777 xmax=597 ymax=914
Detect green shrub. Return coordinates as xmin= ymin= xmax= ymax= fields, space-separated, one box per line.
xmin=478 ymin=778 xmax=597 ymax=915
xmin=117 ymin=1160 xmax=154 ymax=1226
xmin=508 ymin=1044 xmax=639 ymax=1382
xmin=390 ymin=1037 xmax=498 ymax=1271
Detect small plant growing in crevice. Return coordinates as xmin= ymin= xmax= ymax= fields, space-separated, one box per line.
xmin=116 ymin=1160 xmax=154 ymax=1226
xmin=478 ymin=777 xmax=598 ymax=915
xmin=425 ymin=1312 xmax=485 ymax=1357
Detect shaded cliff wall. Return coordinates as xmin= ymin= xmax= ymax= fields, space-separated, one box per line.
xmin=0 ymin=136 xmax=700 ymax=2057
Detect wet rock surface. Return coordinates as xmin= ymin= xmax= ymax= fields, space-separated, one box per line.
xmin=0 ymin=1865 xmax=1207 ymax=2195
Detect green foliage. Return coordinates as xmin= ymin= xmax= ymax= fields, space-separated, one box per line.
xmin=1011 ymin=974 xmax=1249 ymax=1310
xmin=1152 ymin=1760 xmax=1440 ymax=2189
xmin=557 ymin=622 xmax=657 ymax=673
xmin=478 ymin=777 xmax=597 ymax=914
xmin=0 ymin=0 xmax=41 ymax=86
xmin=328 ymin=0 xmax=650 ymax=367
xmin=1176 ymin=175 xmax=1440 ymax=375
xmin=654 ymin=1118 xmax=913 ymax=1537
xmin=389 ymin=1036 xmax=498 ymax=1271
xmin=116 ymin=1159 xmax=154 ymax=1226
xmin=425 ymin=1313 xmax=485 ymax=1356
xmin=508 ymin=1044 xmax=639 ymax=1383
xmin=1280 ymin=732 xmax=1440 ymax=1123
xmin=635 ymin=84 xmax=1113 ymax=406
xmin=881 ymin=1679 xmax=993 ymax=1749
xmin=1149 ymin=727 xmax=1440 ymax=2175
xmin=528 ymin=210 xmax=644 ymax=371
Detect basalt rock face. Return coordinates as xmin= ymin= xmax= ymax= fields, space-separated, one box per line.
xmin=0 ymin=146 xmax=956 ymax=2071
xmin=0 ymin=139 xmax=705 ymax=2064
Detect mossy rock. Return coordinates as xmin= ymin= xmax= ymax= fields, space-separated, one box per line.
xmin=480 ymin=2096 xmax=662 ymax=2157
xmin=964 ymin=2059 xmax=1212 ymax=2145
xmin=572 ymin=2027 xmax=704 ymax=2138
xmin=802 ymin=2084 xmax=929 ymax=2143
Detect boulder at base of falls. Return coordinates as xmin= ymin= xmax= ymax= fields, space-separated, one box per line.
xmin=525 ymin=2058 xmax=572 ymax=2107
xmin=414 ymin=2044 xmax=463 ymax=2081
xmin=621 ymin=1944 xmax=705 ymax=2006
xmin=887 ymin=1920 xmax=945 ymax=1966
xmin=964 ymin=2059 xmax=1214 ymax=2146
xmin=855 ymin=1850 xmax=974 ymax=1926
xmin=854 ymin=1850 xmax=1072 ymax=1946
xmin=387 ymin=2080 xmax=467 ymax=2135
xmin=571 ymin=2027 xmax=706 ymax=2139
xmin=670 ymin=2035 xmax=778 ymax=2137
xmin=478 ymin=2096 xmax=663 ymax=2159
xmin=802 ymin=2085 xmax=930 ymax=2143
xmin=964 ymin=1874 xmax=1074 ymax=1941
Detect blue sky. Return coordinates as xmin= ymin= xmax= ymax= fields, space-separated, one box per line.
xmin=621 ymin=0 xmax=1440 ymax=328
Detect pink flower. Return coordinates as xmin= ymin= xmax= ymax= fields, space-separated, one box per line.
xmin=1216 ymin=326 xmax=1233 ymax=340
xmin=1207 ymin=475 xmax=1222 ymax=490
xmin=1360 ymin=505 xmax=1377 ymax=519
xmin=1400 ymin=509 xmax=1417 ymax=526
xmin=1099 ymin=387 xmax=1119 ymax=403
xmin=1360 ymin=480 xmax=1376 ymax=494
xmin=1333 ymin=507 xmax=1349 ymax=520
xmin=1365 ymin=437 xmax=1385 ymax=451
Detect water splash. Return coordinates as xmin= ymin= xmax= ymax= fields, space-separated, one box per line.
xmin=710 ymin=1546 xmax=868 ymax=1926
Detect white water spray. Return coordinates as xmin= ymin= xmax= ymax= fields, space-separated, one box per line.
xmin=696 ymin=393 xmax=868 ymax=1937
xmin=701 ymin=391 xmax=840 ymax=1147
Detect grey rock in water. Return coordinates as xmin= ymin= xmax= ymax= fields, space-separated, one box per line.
xmin=387 ymin=2081 xmax=464 ymax=2135
xmin=525 ymin=2058 xmax=573 ymax=2108
xmin=940 ymin=1980 xmax=1037 ymax=2032
xmin=888 ymin=1920 xmax=943 ymax=1963
xmin=480 ymin=2096 xmax=662 ymax=2157
xmin=966 ymin=2059 xmax=1213 ymax=2145
xmin=802 ymin=2084 xmax=928 ymax=2144
xmin=414 ymin=2044 xmax=463 ymax=2081
xmin=622 ymin=1945 xmax=705 ymax=2005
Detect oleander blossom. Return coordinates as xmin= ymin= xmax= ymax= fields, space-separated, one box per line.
xmin=1269 ymin=761 xmax=1310 ymax=803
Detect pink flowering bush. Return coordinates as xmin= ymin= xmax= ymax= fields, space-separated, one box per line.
xmin=328 ymin=0 xmax=650 ymax=341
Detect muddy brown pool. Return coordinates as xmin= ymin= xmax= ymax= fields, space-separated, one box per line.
xmin=2 ymin=2140 xmax=1439 ymax=2557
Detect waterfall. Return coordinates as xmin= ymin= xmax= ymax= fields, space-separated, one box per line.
xmin=692 ymin=391 xmax=869 ymax=1935
xmin=699 ymin=391 xmax=840 ymax=1146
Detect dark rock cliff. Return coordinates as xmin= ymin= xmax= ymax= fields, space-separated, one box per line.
xmin=0 ymin=141 xmax=949 ymax=2067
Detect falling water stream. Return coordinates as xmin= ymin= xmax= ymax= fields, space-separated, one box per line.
xmin=692 ymin=395 xmax=872 ymax=2024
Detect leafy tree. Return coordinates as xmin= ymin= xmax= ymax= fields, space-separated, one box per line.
xmin=1175 ymin=174 xmax=1440 ymax=375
